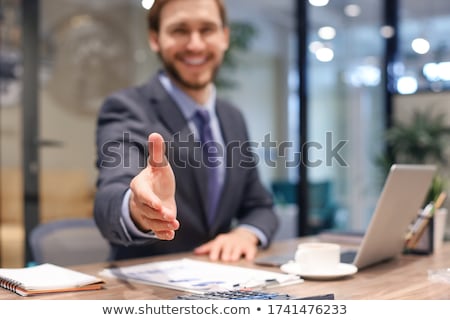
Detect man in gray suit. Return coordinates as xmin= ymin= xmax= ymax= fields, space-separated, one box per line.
xmin=94 ymin=0 xmax=278 ymax=262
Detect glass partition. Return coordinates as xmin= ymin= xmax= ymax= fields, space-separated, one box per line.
xmin=302 ymin=0 xmax=386 ymax=232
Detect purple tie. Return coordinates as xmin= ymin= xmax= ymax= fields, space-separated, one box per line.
xmin=194 ymin=109 xmax=222 ymax=225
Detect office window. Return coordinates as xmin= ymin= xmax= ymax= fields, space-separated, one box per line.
xmin=396 ymin=0 xmax=450 ymax=94
xmin=297 ymin=0 xmax=386 ymax=232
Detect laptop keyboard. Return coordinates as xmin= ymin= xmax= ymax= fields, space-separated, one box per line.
xmin=340 ymin=250 xmax=357 ymax=264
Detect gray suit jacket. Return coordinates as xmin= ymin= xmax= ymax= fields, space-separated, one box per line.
xmin=94 ymin=75 xmax=278 ymax=260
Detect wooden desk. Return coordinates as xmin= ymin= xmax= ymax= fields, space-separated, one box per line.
xmin=1 ymin=239 xmax=450 ymax=300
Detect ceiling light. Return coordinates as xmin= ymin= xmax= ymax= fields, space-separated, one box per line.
xmin=141 ymin=0 xmax=155 ymax=10
xmin=438 ymin=62 xmax=450 ymax=81
xmin=315 ymin=47 xmax=334 ymax=62
xmin=411 ymin=38 xmax=430 ymax=54
xmin=396 ymin=76 xmax=418 ymax=94
xmin=344 ymin=65 xmax=381 ymax=87
xmin=309 ymin=41 xmax=324 ymax=53
xmin=423 ymin=63 xmax=439 ymax=81
xmin=344 ymin=4 xmax=361 ymax=17
xmin=424 ymin=62 xmax=450 ymax=81
xmin=392 ymin=62 xmax=405 ymax=77
xmin=318 ymin=26 xmax=336 ymax=40
xmin=380 ymin=25 xmax=395 ymax=38
xmin=309 ymin=0 xmax=329 ymax=7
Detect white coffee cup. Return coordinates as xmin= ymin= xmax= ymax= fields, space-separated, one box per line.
xmin=294 ymin=242 xmax=340 ymax=273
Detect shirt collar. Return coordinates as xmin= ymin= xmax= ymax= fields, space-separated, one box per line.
xmin=158 ymin=71 xmax=216 ymax=121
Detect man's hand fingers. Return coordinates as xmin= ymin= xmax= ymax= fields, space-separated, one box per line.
xmin=129 ymin=132 xmax=177 ymax=236
xmin=133 ymin=213 xmax=179 ymax=232
xmin=154 ymin=230 xmax=176 ymax=240
xmin=146 ymin=132 xmax=176 ymax=202
xmin=148 ymin=133 xmax=167 ymax=168
xmin=194 ymin=231 xmax=259 ymax=262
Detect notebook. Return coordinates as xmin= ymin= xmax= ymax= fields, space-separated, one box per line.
xmin=0 ymin=263 xmax=105 ymax=296
xmin=256 ymin=164 xmax=436 ymax=270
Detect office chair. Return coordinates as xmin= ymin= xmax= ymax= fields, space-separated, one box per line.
xmin=29 ymin=218 xmax=111 ymax=266
xmin=271 ymin=180 xmax=338 ymax=234
xmin=308 ymin=180 xmax=338 ymax=233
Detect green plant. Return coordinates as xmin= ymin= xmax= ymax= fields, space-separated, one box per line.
xmin=377 ymin=110 xmax=450 ymax=203
xmin=215 ymin=21 xmax=258 ymax=89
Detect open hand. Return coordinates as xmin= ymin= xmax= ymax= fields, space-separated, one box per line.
xmin=129 ymin=133 xmax=178 ymax=240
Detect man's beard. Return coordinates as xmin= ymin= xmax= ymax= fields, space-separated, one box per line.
xmin=160 ymin=54 xmax=220 ymax=90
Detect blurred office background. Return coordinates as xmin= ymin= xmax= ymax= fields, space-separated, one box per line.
xmin=1 ymin=0 xmax=450 ymax=267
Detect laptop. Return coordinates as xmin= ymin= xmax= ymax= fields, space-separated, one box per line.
xmin=256 ymin=164 xmax=436 ymax=270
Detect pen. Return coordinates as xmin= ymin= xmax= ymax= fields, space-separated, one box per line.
xmin=434 ymin=192 xmax=447 ymax=211
xmin=233 ymin=276 xmax=303 ymax=289
xmin=233 ymin=279 xmax=276 ymax=289
xmin=405 ymin=203 xmax=434 ymax=241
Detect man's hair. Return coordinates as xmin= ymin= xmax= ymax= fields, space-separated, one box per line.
xmin=147 ymin=0 xmax=228 ymax=32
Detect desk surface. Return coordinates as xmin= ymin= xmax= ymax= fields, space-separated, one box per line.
xmin=2 ymin=238 xmax=450 ymax=300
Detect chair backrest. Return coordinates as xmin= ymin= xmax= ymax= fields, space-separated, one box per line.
xmin=271 ymin=181 xmax=297 ymax=204
xmin=29 ymin=218 xmax=110 ymax=266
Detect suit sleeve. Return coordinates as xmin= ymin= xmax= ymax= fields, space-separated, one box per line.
xmin=237 ymin=160 xmax=279 ymax=247
xmin=94 ymin=91 xmax=159 ymax=246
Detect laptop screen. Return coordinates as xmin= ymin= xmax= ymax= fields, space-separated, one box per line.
xmin=352 ymin=164 xmax=436 ymax=269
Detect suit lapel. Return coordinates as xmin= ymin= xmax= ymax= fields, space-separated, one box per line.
xmin=141 ymin=76 xmax=187 ymax=134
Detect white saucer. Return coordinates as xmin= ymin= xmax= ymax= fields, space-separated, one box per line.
xmin=280 ymin=261 xmax=358 ymax=280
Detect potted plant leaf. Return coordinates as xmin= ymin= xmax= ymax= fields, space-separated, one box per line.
xmin=377 ymin=109 xmax=450 ymax=204
xmin=215 ymin=21 xmax=257 ymax=90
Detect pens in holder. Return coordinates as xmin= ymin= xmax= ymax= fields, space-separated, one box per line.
xmin=405 ymin=203 xmax=434 ymax=242
xmin=406 ymin=192 xmax=447 ymax=249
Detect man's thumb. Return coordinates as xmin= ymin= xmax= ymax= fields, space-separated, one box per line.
xmin=148 ymin=133 xmax=167 ymax=168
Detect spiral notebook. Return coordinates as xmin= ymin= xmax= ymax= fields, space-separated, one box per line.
xmin=0 ymin=263 xmax=104 ymax=296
